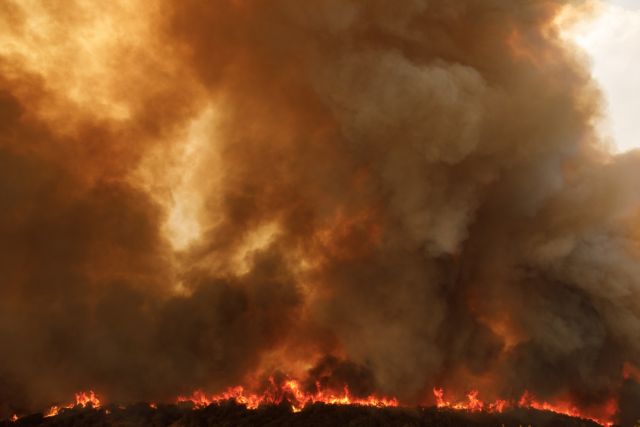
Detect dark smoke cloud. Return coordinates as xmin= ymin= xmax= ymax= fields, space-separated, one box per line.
xmin=0 ymin=0 xmax=638 ymax=424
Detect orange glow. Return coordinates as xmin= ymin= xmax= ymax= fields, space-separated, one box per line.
xmin=521 ymin=392 xmax=616 ymax=426
xmin=177 ymin=379 xmax=398 ymax=413
xmin=44 ymin=390 xmax=101 ymax=418
xmin=434 ymin=388 xmax=497 ymax=413
xmin=7 ymin=386 xmax=618 ymax=426
xmin=433 ymin=388 xmax=615 ymax=427
xmin=623 ymin=362 xmax=640 ymax=381
xmin=313 ymin=209 xmax=382 ymax=263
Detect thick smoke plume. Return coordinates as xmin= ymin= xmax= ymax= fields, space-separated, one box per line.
xmin=0 ymin=0 xmax=638 ymax=424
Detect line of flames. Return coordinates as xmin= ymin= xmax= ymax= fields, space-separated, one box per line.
xmin=9 ymin=385 xmax=616 ymax=427
xmin=432 ymin=387 xmax=616 ymax=427
xmin=41 ymin=391 xmax=101 ymax=418
xmin=176 ymin=379 xmax=399 ymax=413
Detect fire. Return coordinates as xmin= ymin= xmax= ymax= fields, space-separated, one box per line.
xmin=434 ymin=388 xmax=501 ymax=413
xmin=5 ymin=386 xmax=618 ymax=426
xmin=177 ymin=379 xmax=398 ymax=413
xmin=44 ymin=390 xmax=101 ymax=418
xmin=433 ymin=388 xmax=615 ymax=427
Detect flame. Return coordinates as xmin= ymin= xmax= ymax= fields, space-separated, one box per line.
xmin=434 ymin=388 xmax=500 ymax=413
xmin=433 ymin=388 xmax=615 ymax=427
xmin=177 ymin=379 xmax=398 ymax=413
xmin=44 ymin=390 xmax=101 ymax=418
xmin=6 ymin=386 xmax=617 ymax=426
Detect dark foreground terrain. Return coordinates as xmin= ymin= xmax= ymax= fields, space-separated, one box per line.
xmin=1 ymin=402 xmax=608 ymax=427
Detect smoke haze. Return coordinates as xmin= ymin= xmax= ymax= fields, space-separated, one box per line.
xmin=0 ymin=0 xmax=638 ymax=423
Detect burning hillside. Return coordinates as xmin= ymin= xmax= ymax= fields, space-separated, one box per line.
xmin=3 ymin=402 xmax=614 ymax=427
xmin=1 ymin=381 xmax=631 ymax=426
xmin=0 ymin=388 xmax=614 ymax=427
xmin=0 ymin=0 xmax=639 ymax=425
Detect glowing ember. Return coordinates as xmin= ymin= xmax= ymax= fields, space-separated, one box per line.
xmin=177 ymin=379 xmax=398 ymax=412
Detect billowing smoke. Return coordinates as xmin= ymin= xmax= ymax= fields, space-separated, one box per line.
xmin=0 ymin=0 xmax=638 ymax=423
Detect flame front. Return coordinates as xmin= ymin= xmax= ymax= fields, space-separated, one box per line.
xmin=177 ymin=379 xmax=398 ymax=413
xmin=433 ymin=388 xmax=615 ymax=427
xmin=43 ymin=391 xmax=101 ymax=418
xmin=7 ymin=386 xmax=621 ymax=426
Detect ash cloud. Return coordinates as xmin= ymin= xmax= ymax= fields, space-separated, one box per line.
xmin=0 ymin=0 xmax=639 ymax=424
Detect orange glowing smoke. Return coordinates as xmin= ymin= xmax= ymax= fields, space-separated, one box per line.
xmin=433 ymin=388 xmax=615 ymax=427
xmin=43 ymin=391 xmax=101 ymax=418
xmin=623 ymin=362 xmax=640 ymax=381
xmin=177 ymin=379 xmax=398 ymax=413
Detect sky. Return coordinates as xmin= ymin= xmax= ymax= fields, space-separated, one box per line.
xmin=573 ymin=0 xmax=640 ymax=152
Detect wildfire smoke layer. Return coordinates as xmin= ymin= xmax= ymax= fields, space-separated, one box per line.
xmin=1 ymin=0 xmax=640 ymax=426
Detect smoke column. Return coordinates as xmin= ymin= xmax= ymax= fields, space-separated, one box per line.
xmin=0 ymin=0 xmax=639 ymax=423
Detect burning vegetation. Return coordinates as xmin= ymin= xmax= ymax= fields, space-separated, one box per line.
xmin=2 ymin=400 xmax=611 ymax=427
xmin=0 ymin=0 xmax=639 ymax=425
xmin=0 ymin=382 xmax=628 ymax=425
xmin=1 ymin=388 xmax=616 ymax=427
